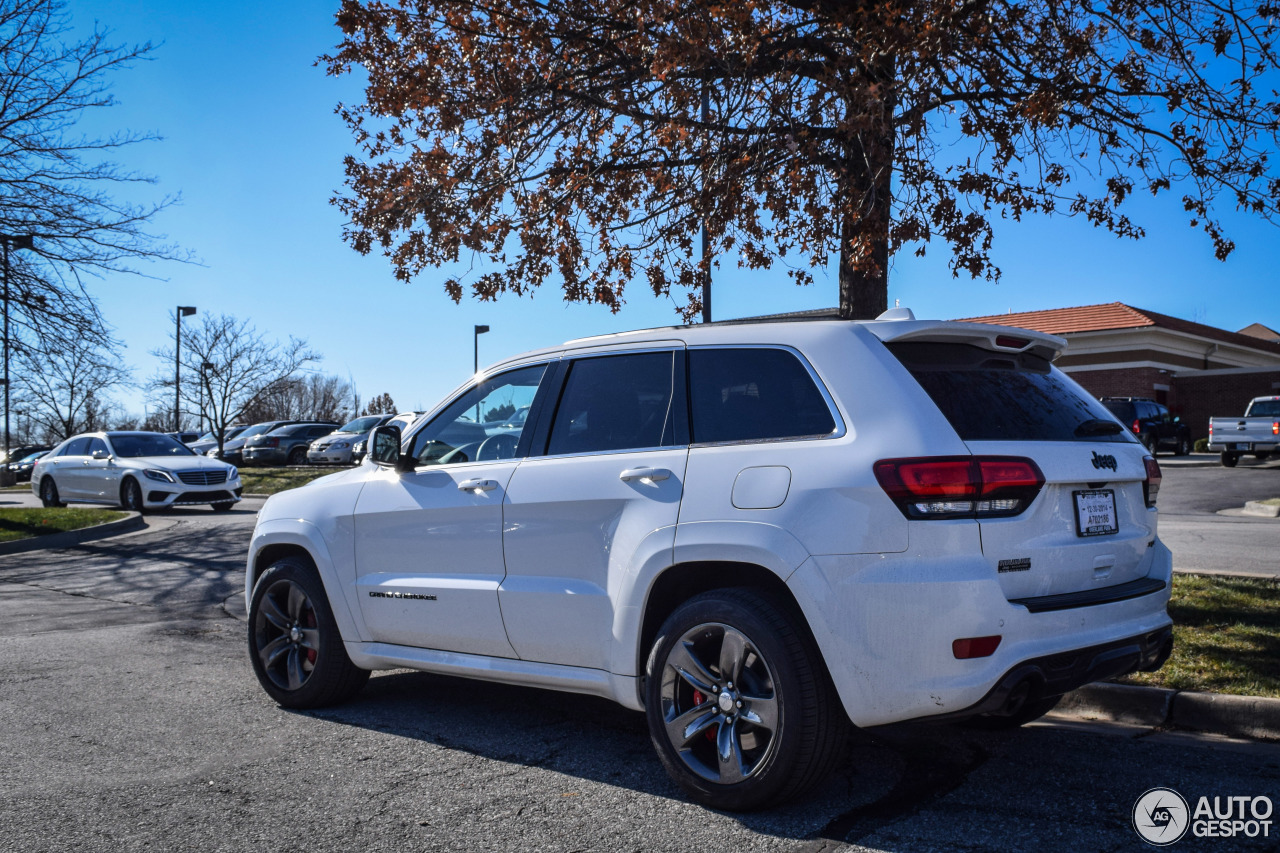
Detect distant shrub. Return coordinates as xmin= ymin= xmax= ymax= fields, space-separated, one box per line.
xmin=1194 ymin=438 xmax=1209 ymax=453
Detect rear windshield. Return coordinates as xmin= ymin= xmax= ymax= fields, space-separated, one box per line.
xmin=887 ymin=342 xmax=1135 ymax=443
xmin=1246 ymin=399 xmax=1280 ymax=417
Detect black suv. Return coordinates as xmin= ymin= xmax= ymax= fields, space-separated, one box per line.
xmin=1099 ymin=397 xmax=1192 ymax=456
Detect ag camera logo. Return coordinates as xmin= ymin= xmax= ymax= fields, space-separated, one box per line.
xmin=1133 ymin=788 xmax=1190 ymax=846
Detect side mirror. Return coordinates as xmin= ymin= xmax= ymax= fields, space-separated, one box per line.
xmin=369 ymin=425 xmax=403 ymax=468
xmin=92 ymin=449 xmax=110 ymax=460
xmin=1174 ymin=416 xmax=1181 ymax=423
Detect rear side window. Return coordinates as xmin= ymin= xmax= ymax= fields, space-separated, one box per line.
xmin=1247 ymin=399 xmax=1280 ymax=417
xmin=888 ymin=342 xmax=1134 ymax=443
xmin=547 ymin=352 xmax=682 ymax=455
xmin=688 ymin=347 xmax=836 ymax=444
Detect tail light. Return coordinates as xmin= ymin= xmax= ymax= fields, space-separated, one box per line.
xmin=1143 ymin=456 xmax=1162 ymax=508
xmin=1131 ymin=419 xmax=1141 ymax=435
xmin=1273 ymin=421 xmax=1279 ymax=436
xmin=261 ymin=437 xmax=279 ymax=448
xmin=873 ymin=456 xmax=1045 ymax=520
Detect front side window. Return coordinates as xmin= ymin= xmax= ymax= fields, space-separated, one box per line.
xmin=86 ymin=437 xmax=109 ymax=457
xmin=60 ymin=437 xmax=91 ymax=457
xmin=689 ymin=348 xmax=836 ymax=444
xmin=547 ymin=352 xmax=682 ymax=455
xmin=408 ymin=364 xmax=547 ymax=466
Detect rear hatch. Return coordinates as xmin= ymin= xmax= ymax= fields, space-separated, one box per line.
xmin=885 ymin=336 xmax=1157 ymax=602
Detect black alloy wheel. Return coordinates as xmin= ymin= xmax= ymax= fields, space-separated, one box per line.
xmin=247 ymin=557 xmax=369 ymax=708
xmin=645 ymin=588 xmax=847 ymax=811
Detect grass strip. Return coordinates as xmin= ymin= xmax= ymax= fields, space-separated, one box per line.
xmin=237 ymin=466 xmax=341 ymax=495
xmin=0 ymin=507 xmax=128 ymax=543
xmin=1119 ymin=574 xmax=1280 ymax=698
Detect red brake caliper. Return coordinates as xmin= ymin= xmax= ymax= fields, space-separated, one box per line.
xmin=305 ymin=610 xmax=317 ymax=664
xmin=692 ymin=690 xmax=718 ymax=742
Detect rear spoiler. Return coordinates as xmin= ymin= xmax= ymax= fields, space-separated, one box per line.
xmin=862 ymin=320 xmax=1067 ymax=362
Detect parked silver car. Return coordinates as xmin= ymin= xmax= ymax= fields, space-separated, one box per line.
xmin=33 ymin=431 xmax=242 ymax=512
xmin=307 ymin=414 xmax=393 ymax=465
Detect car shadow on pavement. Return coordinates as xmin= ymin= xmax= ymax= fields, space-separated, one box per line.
xmin=293 ymin=668 xmax=992 ymax=844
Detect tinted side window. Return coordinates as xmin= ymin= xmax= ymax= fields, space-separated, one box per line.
xmin=689 ymin=348 xmax=836 ymax=444
xmin=547 ymin=352 xmax=680 ymax=455
xmin=86 ymin=438 xmax=109 ymax=456
xmin=889 ymin=343 xmax=1134 ymax=443
xmin=307 ymin=426 xmax=334 ymax=438
xmin=62 ymin=437 xmax=91 ymax=456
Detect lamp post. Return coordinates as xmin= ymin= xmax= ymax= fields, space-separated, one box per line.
xmin=174 ymin=306 xmax=196 ymax=432
xmin=200 ymin=361 xmax=215 ymax=434
xmin=473 ymin=324 xmax=489 ymax=422
xmin=2 ymin=233 xmax=35 ymax=463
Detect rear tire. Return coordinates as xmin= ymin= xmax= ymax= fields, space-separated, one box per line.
xmin=287 ymin=447 xmax=307 ymax=466
xmin=1221 ymin=451 xmax=1240 ymax=468
xmin=248 ymin=557 xmax=369 ymax=708
xmin=1142 ymin=434 xmax=1157 ymax=455
xmin=39 ymin=477 xmax=64 ymax=508
xmin=645 ymin=587 xmax=848 ymax=811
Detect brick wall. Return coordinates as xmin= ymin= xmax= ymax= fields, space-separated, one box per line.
xmin=1172 ymin=370 xmax=1280 ymax=442
xmin=1064 ymin=366 xmax=1280 ymax=442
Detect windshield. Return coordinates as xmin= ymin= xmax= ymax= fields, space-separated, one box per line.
xmin=238 ymin=423 xmax=278 ymax=440
xmin=338 ymin=416 xmax=382 ymax=433
xmin=109 ymin=434 xmax=197 ymax=458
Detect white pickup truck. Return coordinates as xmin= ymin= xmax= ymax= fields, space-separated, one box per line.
xmin=1208 ymin=396 xmax=1280 ymax=467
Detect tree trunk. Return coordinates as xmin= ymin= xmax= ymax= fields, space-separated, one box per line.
xmin=838 ymin=68 xmax=896 ymax=321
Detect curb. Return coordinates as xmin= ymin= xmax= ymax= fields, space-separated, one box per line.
xmin=1242 ymin=500 xmax=1280 ymax=518
xmin=1056 ymin=682 xmax=1280 ymax=741
xmin=0 ymin=512 xmax=147 ymax=556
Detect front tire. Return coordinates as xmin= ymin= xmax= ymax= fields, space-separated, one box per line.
xmin=645 ymin=588 xmax=847 ymax=811
xmin=1221 ymin=451 xmax=1240 ymax=468
xmin=120 ymin=478 xmax=146 ymax=513
xmin=248 ymin=557 xmax=369 ymax=708
xmin=39 ymin=477 xmax=64 ymax=508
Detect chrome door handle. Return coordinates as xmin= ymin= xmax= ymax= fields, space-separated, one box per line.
xmin=458 ymin=478 xmax=497 ymax=492
xmin=619 ymin=467 xmax=671 ymax=483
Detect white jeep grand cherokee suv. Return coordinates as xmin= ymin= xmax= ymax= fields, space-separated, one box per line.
xmin=245 ymin=311 xmax=1172 ymax=810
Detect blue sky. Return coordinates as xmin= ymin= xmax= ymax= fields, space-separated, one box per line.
xmin=66 ymin=0 xmax=1280 ymax=421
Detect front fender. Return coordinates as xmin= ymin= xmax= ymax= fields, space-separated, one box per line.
xmin=246 ymin=518 xmax=364 ymax=643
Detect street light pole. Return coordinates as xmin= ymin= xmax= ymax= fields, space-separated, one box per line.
xmin=174 ymin=306 xmax=196 ymax=432
xmin=473 ymin=324 xmax=489 ymax=422
xmin=2 ymin=234 xmax=35 ymax=462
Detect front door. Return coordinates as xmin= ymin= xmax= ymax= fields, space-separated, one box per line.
xmin=352 ymin=363 xmax=548 ymax=655
xmin=500 ymin=349 xmax=688 ymax=672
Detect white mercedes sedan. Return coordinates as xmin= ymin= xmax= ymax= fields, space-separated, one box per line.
xmin=32 ymin=431 xmax=242 ymax=512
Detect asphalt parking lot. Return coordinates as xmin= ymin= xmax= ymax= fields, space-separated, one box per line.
xmin=0 ymin=469 xmax=1277 ymax=851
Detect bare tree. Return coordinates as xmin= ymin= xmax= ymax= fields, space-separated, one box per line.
xmin=240 ymin=373 xmax=358 ymax=424
xmin=0 ymin=0 xmax=191 ymax=345
xmin=13 ymin=333 xmax=131 ymax=441
xmin=149 ymin=314 xmax=320 ymax=455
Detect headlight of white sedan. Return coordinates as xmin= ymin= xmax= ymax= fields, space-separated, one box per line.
xmin=228 ymin=466 xmax=239 ymax=480
xmin=143 ymin=468 xmax=176 ymax=483
xmin=331 ymin=441 xmax=350 ymax=450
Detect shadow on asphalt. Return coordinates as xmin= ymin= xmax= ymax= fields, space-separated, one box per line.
xmin=295 ymin=668 xmax=992 ymax=844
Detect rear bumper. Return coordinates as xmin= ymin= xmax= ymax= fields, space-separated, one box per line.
xmin=242 ymin=448 xmax=287 ymax=465
xmin=917 ymin=625 xmax=1172 ymax=722
xmin=1208 ymin=441 xmax=1278 ymax=452
xmin=788 ymin=534 xmax=1175 ymax=727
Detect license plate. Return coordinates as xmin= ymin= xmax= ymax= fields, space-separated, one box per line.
xmin=1232 ymin=443 xmax=1249 ymax=451
xmin=1074 ymin=489 xmax=1118 ymax=537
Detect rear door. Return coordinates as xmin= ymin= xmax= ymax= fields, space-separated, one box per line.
xmin=49 ymin=437 xmax=92 ymax=499
xmin=888 ymin=342 xmax=1155 ymax=601
xmin=499 ymin=348 xmax=688 ymax=671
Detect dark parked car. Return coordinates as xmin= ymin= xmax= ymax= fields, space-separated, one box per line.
xmin=242 ymin=422 xmax=339 ymax=466
xmin=167 ymin=431 xmax=201 ymax=445
xmin=208 ymin=421 xmax=310 ymax=465
xmin=1100 ymin=397 xmax=1191 ymax=456
xmin=7 ymin=449 xmax=49 ymax=482
xmin=2 ymin=443 xmax=51 ymax=465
